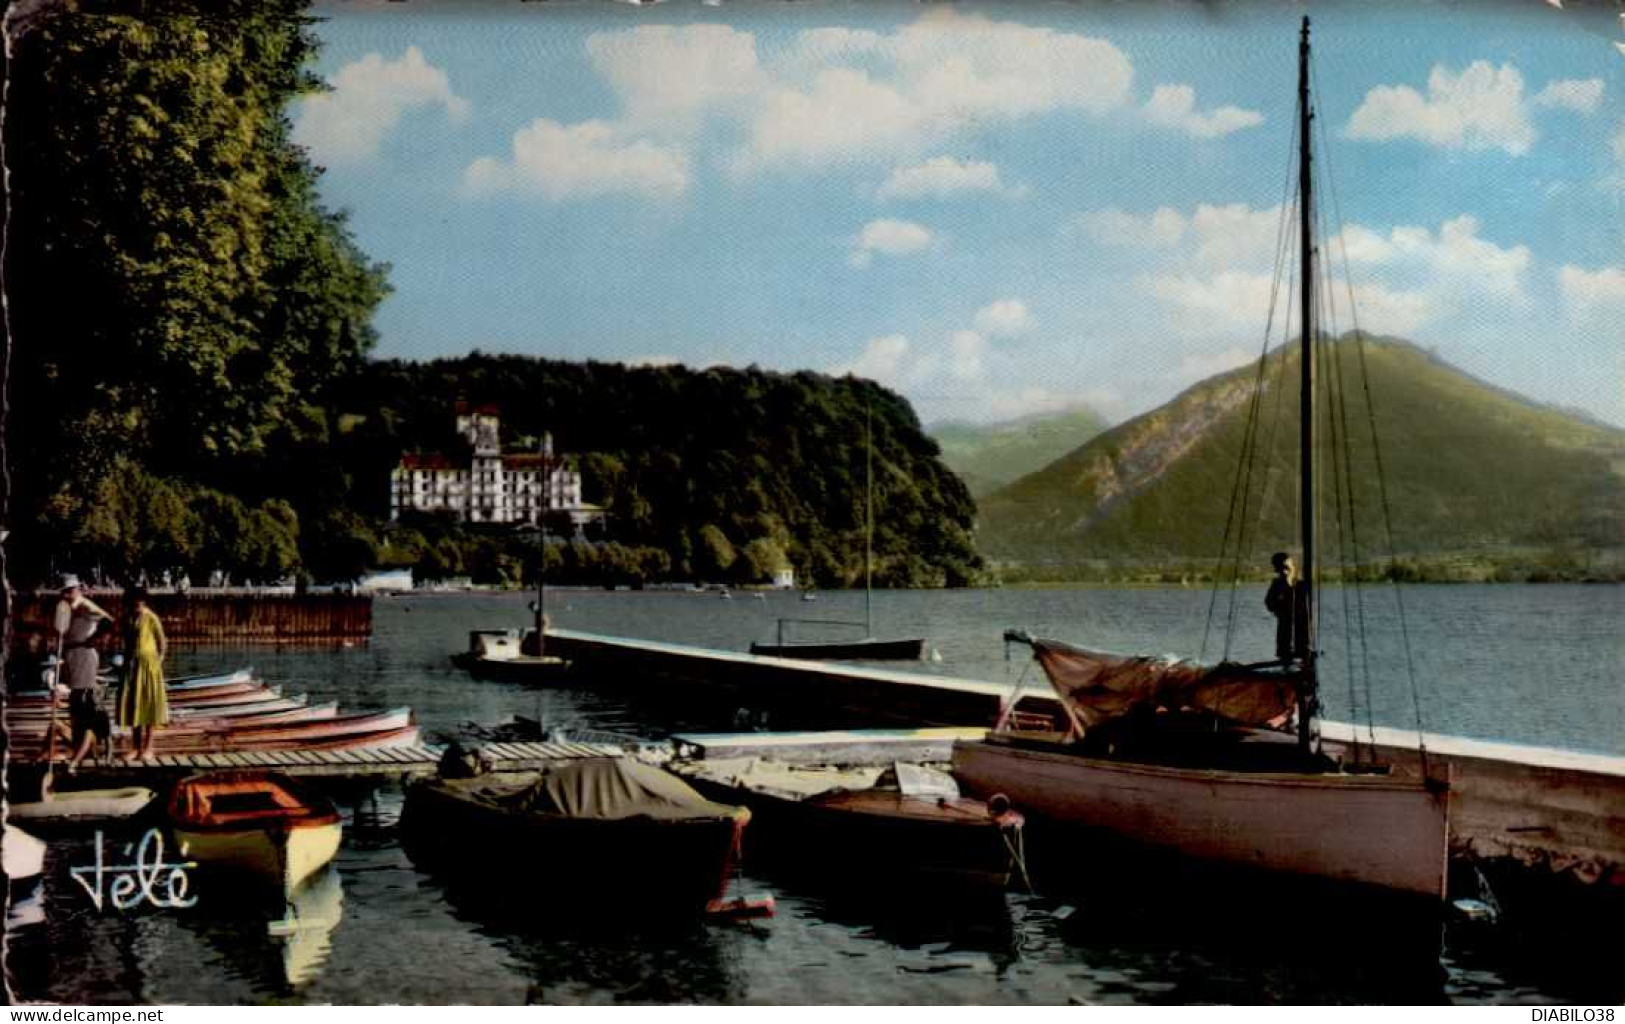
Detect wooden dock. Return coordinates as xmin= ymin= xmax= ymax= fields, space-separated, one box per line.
xmin=23 ymin=741 xmax=622 ymax=788
xmin=549 ymin=628 xmax=1625 ymax=891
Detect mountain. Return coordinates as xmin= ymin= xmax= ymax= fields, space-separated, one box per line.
xmin=976 ymin=335 xmax=1625 ymax=572
xmin=931 ymin=406 xmax=1111 ymax=496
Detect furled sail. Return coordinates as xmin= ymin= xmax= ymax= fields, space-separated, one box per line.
xmin=1014 ymin=634 xmax=1298 ymax=732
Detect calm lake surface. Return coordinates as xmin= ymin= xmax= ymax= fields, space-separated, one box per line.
xmin=9 ymin=584 xmax=1622 ymax=1005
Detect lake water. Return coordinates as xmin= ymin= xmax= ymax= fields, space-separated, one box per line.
xmin=7 ymin=584 xmax=1622 ymax=1005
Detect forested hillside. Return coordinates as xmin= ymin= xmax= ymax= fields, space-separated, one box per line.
xmin=331 ymin=356 xmax=982 ymax=588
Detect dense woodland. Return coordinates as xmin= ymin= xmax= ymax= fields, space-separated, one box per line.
xmin=1 ymin=1 xmax=980 ymax=590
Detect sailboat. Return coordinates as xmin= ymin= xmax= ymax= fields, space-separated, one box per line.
xmin=952 ymin=18 xmax=1450 ymax=901
xmin=750 ymin=401 xmax=926 ymax=661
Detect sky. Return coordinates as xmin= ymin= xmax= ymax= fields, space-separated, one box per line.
xmin=296 ymin=0 xmax=1625 ymax=429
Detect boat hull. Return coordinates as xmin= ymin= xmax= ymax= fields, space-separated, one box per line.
xmin=686 ymin=777 xmax=1018 ymax=888
xmin=173 ymin=821 xmax=341 ymax=890
xmin=453 ymin=653 xmax=572 ymax=683
xmin=402 ymin=779 xmax=744 ymax=911
xmin=7 ymin=787 xmax=157 ymax=825
xmin=168 ymin=772 xmax=343 ymax=890
xmin=750 ymin=638 xmax=926 ymax=661
xmin=953 ymin=737 xmax=1449 ymax=900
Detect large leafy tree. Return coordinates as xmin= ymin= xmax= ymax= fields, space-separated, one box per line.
xmin=5 ymin=0 xmax=388 ymax=582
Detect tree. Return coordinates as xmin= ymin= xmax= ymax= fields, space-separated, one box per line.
xmin=4 ymin=0 xmax=388 ymax=584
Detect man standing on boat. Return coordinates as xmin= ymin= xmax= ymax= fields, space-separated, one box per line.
xmin=1265 ymin=552 xmax=1309 ymax=665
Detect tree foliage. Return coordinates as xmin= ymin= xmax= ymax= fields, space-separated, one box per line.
xmin=5 ymin=0 xmax=388 ymax=583
xmin=331 ymin=356 xmax=984 ymax=587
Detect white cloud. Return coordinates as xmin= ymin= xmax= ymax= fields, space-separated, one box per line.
xmin=1531 ymin=78 xmax=1603 ymax=114
xmin=1335 ymin=214 xmax=1531 ymax=301
xmin=1082 ymin=203 xmax=1284 ymax=269
xmin=734 ymin=10 xmax=1134 ymax=174
xmin=1176 ymin=345 xmax=1255 ymax=384
xmin=1187 ymin=204 xmax=1285 ymax=270
xmin=1558 ymin=264 xmax=1625 ymax=323
xmin=949 ymin=330 xmax=987 ymax=381
xmin=463 ymin=120 xmax=689 ymax=201
xmin=1143 ymin=271 xmax=1278 ymax=334
xmin=972 ymin=298 xmax=1035 ymax=338
xmin=877 ymin=157 xmax=1013 ymax=200
xmin=1345 ymin=283 xmax=1433 ymax=335
xmin=1143 ymin=84 xmax=1264 ymax=139
xmin=625 ymin=354 xmax=683 ymax=368
xmin=980 ymin=387 xmax=1091 ymax=423
xmin=1077 ymin=207 xmax=1188 ymax=248
xmin=850 ymin=218 xmax=934 ymax=266
xmin=584 ymin=24 xmax=761 ymax=131
xmin=293 ymin=47 xmax=469 ymax=166
xmin=831 ymin=334 xmax=912 ymax=384
xmin=1346 ymin=61 xmax=1537 ymax=155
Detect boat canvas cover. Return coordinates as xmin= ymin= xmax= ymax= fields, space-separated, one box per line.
xmin=478 ymin=757 xmax=742 ymax=821
xmin=1031 ymin=638 xmax=1296 ymax=731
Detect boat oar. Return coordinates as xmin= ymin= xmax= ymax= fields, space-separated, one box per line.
xmin=42 ymin=599 xmax=73 ymax=787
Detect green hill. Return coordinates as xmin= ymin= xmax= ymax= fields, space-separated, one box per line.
xmin=931 ymin=406 xmax=1111 ymax=496
xmin=977 ymin=335 xmax=1625 ymax=577
xmin=323 ymin=355 xmax=982 ymax=588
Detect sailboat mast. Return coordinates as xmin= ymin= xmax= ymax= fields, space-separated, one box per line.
xmin=1297 ymin=15 xmax=1318 ymax=748
xmin=865 ymin=399 xmax=874 ymax=637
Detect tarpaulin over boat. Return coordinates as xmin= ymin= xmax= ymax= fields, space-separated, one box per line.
xmin=463 ymin=757 xmax=745 ymax=822
xmin=1026 ymin=637 xmax=1297 ymax=731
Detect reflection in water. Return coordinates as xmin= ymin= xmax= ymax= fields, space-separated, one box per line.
xmin=175 ymin=865 xmax=346 ymax=996
xmin=273 ymin=869 xmax=345 ymax=989
xmin=412 ymin=862 xmax=741 ymax=1004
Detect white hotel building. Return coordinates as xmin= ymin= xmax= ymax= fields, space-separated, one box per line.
xmin=390 ymin=407 xmax=598 ymax=527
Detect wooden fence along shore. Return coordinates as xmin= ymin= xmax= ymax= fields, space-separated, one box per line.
xmin=12 ymin=590 xmax=372 ymax=646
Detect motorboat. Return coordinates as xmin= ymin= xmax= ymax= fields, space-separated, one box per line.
xmin=675 ymin=758 xmax=1025 ymax=889
xmin=402 ymin=754 xmax=751 ymax=912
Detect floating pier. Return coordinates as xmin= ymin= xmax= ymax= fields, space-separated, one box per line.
xmin=550 ymin=628 xmax=1625 ymax=890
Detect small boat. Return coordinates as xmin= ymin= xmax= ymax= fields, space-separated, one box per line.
xmin=3 ymin=824 xmax=47 ymax=882
xmin=12 ymin=708 xmax=419 ymax=758
xmin=7 ymin=785 xmax=157 ymax=826
xmin=675 ymin=758 xmax=1025 ymax=889
xmin=749 ymin=403 xmax=924 ymax=662
xmin=402 ymin=755 xmax=751 ymax=912
xmin=168 ymin=771 xmax=343 ymax=890
xmin=750 ymin=637 xmax=927 ymax=661
xmin=453 ymin=627 xmax=570 ymax=682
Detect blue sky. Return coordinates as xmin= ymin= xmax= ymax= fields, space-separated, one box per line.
xmin=297 ymin=0 xmax=1625 ymax=428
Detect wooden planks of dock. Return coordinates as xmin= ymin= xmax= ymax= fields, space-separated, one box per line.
xmin=41 ymin=741 xmax=623 ymax=782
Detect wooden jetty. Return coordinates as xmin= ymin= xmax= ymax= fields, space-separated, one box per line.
xmin=673 ymin=728 xmax=986 ymax=766
xmin=15 ymin=741 xmax=622 ymax=788
xmin=12 ymin=589 xmax=372 ymax=645
xmin=549 ymin=629 xmax=1625 ymax=892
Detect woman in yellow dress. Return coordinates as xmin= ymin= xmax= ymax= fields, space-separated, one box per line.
xmin=117 ymin=586 xmax=168 ymax=760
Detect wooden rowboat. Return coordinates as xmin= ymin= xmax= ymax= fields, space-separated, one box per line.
xmin=8 ymin=786 xmax=157 ymax=826
xmin=169 ymin=771 xmax=343 ymax=890
xmin=13 ymin=709 xmax=420 ymax=757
